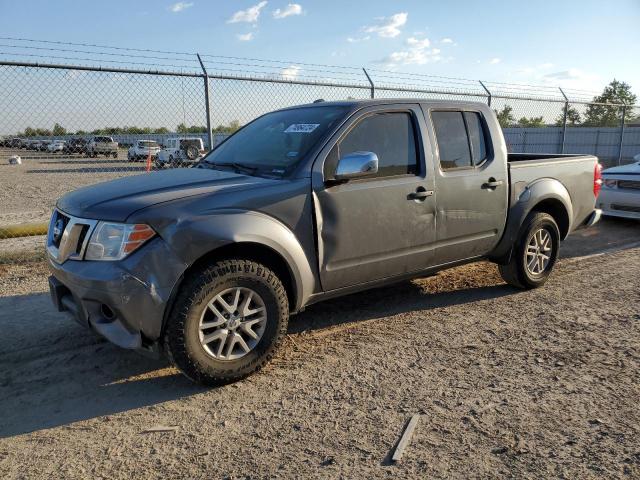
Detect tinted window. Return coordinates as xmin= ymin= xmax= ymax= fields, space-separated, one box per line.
xmin=431 ymin=111 xmax=471 ymax=169
xmin=339 ymin=112 xmax=417 ymax=178
xmin=464 ymin=112 xmax=487 ymax=164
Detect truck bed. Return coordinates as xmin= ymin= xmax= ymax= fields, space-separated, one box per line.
xmin=507 ymin=152 xmax=598 ymax=234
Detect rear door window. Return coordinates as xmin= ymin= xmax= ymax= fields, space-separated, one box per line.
xmin=431 ymin=111 xmax=472 ymax=169
xmin=432 ymin=110 xmax=490 ymax=170
xmin=464 ymin=112 xmax=488 ymax=165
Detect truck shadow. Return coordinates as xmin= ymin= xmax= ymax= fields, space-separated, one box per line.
xmin=0 ymin=278 xmax=514 ymax=438
xmin=290 ymin=278 xmax=516 ymax=334
xmin=0 ymin=293 xmax=205 ymax=438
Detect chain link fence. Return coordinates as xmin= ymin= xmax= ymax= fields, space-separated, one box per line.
xmin=0 ymin=58 xmax=638 ymax=265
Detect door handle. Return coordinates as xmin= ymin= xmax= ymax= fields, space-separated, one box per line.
xmin=482 ymin=177 xmax=504 ymax=190
xmin=408 ymin=187 xmax=433 ymax=201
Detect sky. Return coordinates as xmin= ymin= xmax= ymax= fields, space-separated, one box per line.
xmin=0 ymin=0 xmax=639 ymax=97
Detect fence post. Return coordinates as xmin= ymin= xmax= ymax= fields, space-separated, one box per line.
xmin=196 ymin=54 xmax=214 ymax=152
xmin=479 ymin=80 xmax=491 ymax=107
xmin=558 ymin=88 xmax=569 ymax=154
xmin=362 ymin=68 xmax=375 ymax=99
xmin=617 ymin=104 xmax=627 ymax=166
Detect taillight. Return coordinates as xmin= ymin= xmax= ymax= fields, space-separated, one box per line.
xmin=594 ymin=163 xmax=603 ymax=198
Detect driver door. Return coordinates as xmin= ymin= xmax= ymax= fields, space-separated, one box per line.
xmin=312 ymin=104 xmax=437 ymax=291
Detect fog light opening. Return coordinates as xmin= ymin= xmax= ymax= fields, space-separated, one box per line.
xmin=100 ymin=304 xmax=116 ymax=321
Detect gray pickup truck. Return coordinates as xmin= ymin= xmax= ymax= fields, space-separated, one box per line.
xmin=86 ymin=136 xmax=119 ymax=158
xmin=47 ymin=99 xmax=602 ymax=385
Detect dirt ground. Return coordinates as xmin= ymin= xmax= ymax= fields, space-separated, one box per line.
xmin=0 ymin=218 xmax=639 ymax=479
xmin=0 ymin=149 xmax=143 ymax=227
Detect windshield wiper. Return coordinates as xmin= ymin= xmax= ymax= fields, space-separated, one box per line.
xmin=206 ymin=162 xmax=259 ymax=175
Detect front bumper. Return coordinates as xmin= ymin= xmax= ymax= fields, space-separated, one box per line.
xmin=597 ymin=188 xmax=640 ymax=220
xmin=48 ymin=237 xmax=186 ymax=352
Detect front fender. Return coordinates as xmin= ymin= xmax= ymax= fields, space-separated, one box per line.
xmin=489 ymin=178 xmax=573 ymax=263
xmin=161 ymin=210 xmax=315 ymax=312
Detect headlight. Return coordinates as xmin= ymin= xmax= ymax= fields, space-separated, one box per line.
xmin=85 ymin=222 xmax=155 ymax=261
xmin=603 ymin=179 xmax=617 ymax=188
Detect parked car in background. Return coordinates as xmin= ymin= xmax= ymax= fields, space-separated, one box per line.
xmin=128 ymin=140 xmax=161 ymax=161
xmin=47 ymin=140 xmax=67 ymax=153
xmin=63 ymin=138 xmax=89 ymax=155
xmin=10 ymin=138 xmax=23 ymax=149
xmin=29 ymin=140 xmax=42 ymax=151
xmin=47 ymin=99 xmax=602 ymax=385
xmin=86 ymin=136 xmax=118 ymax=158
xmin=39 ymin=140 xmax=52 ymax=152
xmin=597 ymin=156 xmax=640 ymax=220
xmin=156 ymin=137 xmax=205 ymax=167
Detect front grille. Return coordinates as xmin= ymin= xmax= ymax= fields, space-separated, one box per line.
xmin=618 ymin=180 xmax=640 ymax=190
xmin=611 ymin=204 xmax=640 ymax=213
xmin=51 ymin=210 xmax=70 ymax=248
xmin=47 ymin=209 xmax=98 ymax=263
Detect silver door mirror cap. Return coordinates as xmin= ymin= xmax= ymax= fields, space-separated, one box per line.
xmin=334 ymin=151 xmax=379 ymax=180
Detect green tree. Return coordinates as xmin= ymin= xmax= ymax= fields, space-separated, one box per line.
xmin=52 ymin=123 xmax=67 ymax=136
xmin=494 ymin=105 xmax=515 ymax=128
xmin=554 ymin=106 xmax=581 ymax=127
xmin=583 ymin=79 xmax=637 ymax=127
xmin=212 ymin=120 xmax=241 ymax=134
xmin=177 ymin=123 xmax=206 ymax=134
xmin=517 ymin=116 xmax=545 ymax=128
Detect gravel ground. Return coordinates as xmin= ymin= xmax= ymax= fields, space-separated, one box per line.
xmin=0 ymin=150 xmax=145 ymax=227
xmin=0 ymin=219 xmax=638 ymax=479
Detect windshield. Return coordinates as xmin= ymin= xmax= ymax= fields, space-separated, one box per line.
xmin=203 ymin=105 xmax=348 ymax=176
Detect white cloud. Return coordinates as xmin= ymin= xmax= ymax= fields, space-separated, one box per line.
xmin=538 ymin=62 xmax=554 ymax=69
xmin=347 ymin=35 xmax=370 ymax=43
xmin=169 ymin=2 xmax=193 ymax=13
xmin=441 ymin=37 xmax=454 ymax=44
xmin=237 ymin=32 xmax=254 ymax=41
xmin=542 ymin=68 xmax=602 ymax=91
xmin=406 ymin=36 xmax=430 ymax=49
xmin=364 ymin=12 xmax=407 ymax=38
xmin=228 ymin=1 xmax=268 ymax=23
xmin=273 ymin=3 xmax=302 ymax=19
xmin=489 ymin=57 xmax=501 ymax=65
xmin=281 ymin=65 xmax=301 ymax=80
xmin=379 ymin=36 xmax=442 ymax=66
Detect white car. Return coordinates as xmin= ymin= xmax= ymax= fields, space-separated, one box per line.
xmin=47 ymin=140 xmax=66 ymax=153
xmin=128 ymin=140 xmax=161 ymax=161
xmin=156 ymin=137 xmax=205 ymax=167
xmin=597 ymin=154 xmax=640 ymax=220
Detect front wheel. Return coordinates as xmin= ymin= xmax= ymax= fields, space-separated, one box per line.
xmin=164 ymin=259 xmax=289 ymax=386
xmin=498 ymin=212 xmax=560 ymax=289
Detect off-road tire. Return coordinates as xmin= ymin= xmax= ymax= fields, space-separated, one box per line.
xmin=498 ymin=211 xmax=560 ymax=289
xmin=164 ymin=259 xmax=289 ymax=386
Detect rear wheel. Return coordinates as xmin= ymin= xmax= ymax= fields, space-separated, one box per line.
xmin=498 ymin=212 xmax=560 ymax=289
xmin=164 ymin=259 xmax=289 ymax=386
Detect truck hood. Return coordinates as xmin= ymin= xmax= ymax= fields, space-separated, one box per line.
xmin=57 ymin=167 xmax=278 ymax=222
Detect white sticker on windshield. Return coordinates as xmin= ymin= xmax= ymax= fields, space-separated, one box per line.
xmin=284 ymin=123 xmax=320 ymax=133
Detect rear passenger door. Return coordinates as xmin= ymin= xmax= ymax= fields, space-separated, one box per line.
xmin=428 ymin=108 xmax=508 ymax=264
xmin=313 ymin=105 xmax=437 ymax=291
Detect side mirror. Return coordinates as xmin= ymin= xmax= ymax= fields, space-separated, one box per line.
xmin=334 ymin=151 xmax=379 ymax=181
